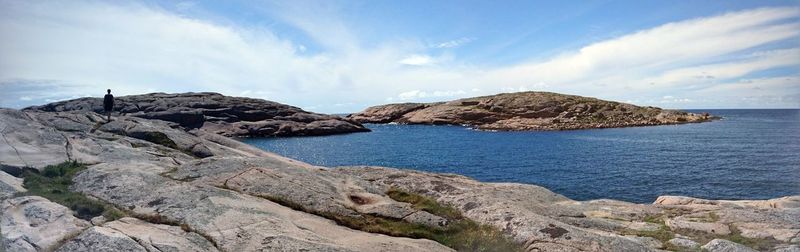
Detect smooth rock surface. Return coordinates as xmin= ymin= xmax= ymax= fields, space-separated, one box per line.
xmin=701 ymin=239 xmax=758 ymax=252
xmin=1 ymin=196 xmax=91 ymax=251
xmin=335 ymin=166 xmax=655 ymax=251
xmin=0 ymin=109 xmax=69 ymax=171
xmin=0 ymin=171 xmax=25 ymax=200
xmin=668 ymin=237 xmax=699 ymax=249
xmin=349 ymin=91 xmax=715 ymax=131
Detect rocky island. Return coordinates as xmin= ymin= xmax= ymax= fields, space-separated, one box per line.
xmin=1 ymin=93 xmax=796 ymax=252
xmin=349 ymin=92 xmax=716 ymax=131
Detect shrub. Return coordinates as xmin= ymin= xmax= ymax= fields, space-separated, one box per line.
xmin=19 ymin=161 xmax=126 ymax=221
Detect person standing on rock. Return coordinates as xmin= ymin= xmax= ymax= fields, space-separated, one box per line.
xmin=103 ymin=89 xmax=114 ymax=122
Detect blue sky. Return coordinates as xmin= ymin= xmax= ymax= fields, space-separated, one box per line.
xmin=1 ymin=0 xmax=798 ymax=112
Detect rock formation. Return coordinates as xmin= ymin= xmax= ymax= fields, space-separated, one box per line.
xmin=0 ymin=96 xmax=794 ymax=252
xmin=24 ymin=92 xmax=370 ymax=137
xmin=336 ymin=166 xmax=800 ymax=251
xmin=349 ymin=92 xmax=716 ymax=131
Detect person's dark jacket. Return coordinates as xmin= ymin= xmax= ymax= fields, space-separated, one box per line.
xmin=103 ymin=94 xmax=114 ymax=112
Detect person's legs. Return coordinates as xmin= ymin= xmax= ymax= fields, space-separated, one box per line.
xmin=107 ymin=111 xmax=111 ymax=122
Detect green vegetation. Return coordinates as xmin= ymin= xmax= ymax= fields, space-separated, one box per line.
xmin=632 ymin=214 xmax=777 ymax=251
xmin=18 ymin=161 xmax=125 ymax=221
xmin=384 ymin=187 xmax=522 ymax=252
xmin=676 ymin=225 xmax=779 ymax=251
xmin=386 ymin=188 xmax=461 ymax=220
xmin=234 ymin=185 xmax=522 ymax=252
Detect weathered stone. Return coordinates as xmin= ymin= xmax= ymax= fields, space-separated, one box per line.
xmin=335 ymin=166 xmax=654 ymax=251
xmin=0 ymin=109 xmax=69 ymax=171
xmin=348 ymin=91 xmax=715 ymax=131
xmin=100 ymin=217 xmax=218 ymax=251
xmin=71 ymin=162 xmax=452 ymax=252
xmin=1 ymin=196 xmax=91 ymax=251
xmin=773 ymin=245 xmax=800 ymax=252
xmin=167 ymin=157 xmax=447 ymax=227
xmin=0 ymin=171 xmax=25 ymax=200
xmin=665 ymin=218 xmax=731 ymax=235
xmin=55 ymin=226 xmax=147 ymax=252
xmin=668 ymin=237 xmax=699 ymax=249
xmin=701 ymin=239 xmax=757 ymax=252
xmin=25 ymin=92 xmax=370 ymax=137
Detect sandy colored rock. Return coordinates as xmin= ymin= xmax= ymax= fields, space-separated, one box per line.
xmin=0 ymin=109 xmax=69 ymax=172
xmin=1 ymin=196 xmax=91 ymax=251
xmin=335 ymin=166 xmax=655 ymax=251
xmin=668 ymin=237 xmax=699 ymax=249
xmin=71 ymin=162 xmax=451 ymax=252
xmin=702 ymin=239 xmax=757 ymax=252
xmin=55 ymin=226 xmax=147 ymax=252
xmin=0 ymin=171 xmax=25 ymax=200
xmin=167 ymin=157 xmax=446 ymax=227
xmin=349 ymin=91 xmax=715 ymax=131
xmin=665 ymin=218 xmax=731 ymax=235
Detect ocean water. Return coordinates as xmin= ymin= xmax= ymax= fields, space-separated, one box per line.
xmin=240 ymin=109 xmax=800 ymax=203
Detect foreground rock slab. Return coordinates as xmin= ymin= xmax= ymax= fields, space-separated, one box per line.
xmin=1 ymin=196 xmax=91 ymax=251
xmin=336 ymin=166 xmax=800 ymax=251
xmin=57 ymin=217 xmax=218 ymax=252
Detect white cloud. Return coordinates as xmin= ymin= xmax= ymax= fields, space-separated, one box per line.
xmin=399 ymin=55 xmax=436 ymax=66
xmin=0 ymin=2 xmax=798 ymax=112
xmin=397 ymin=89 xmax=467 ymax=100
xmin=433 ymin=37 xmax=473 ymax=48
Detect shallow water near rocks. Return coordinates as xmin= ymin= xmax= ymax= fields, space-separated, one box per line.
xmin=241 ymin=109 xmax=800 ymax=203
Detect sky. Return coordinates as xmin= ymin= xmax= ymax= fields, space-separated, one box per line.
xmin=1 ymin=0 xmax=799 ymax=113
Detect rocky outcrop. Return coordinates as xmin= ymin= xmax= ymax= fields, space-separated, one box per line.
xmin=0 ymin=171 xmax=25 ymax=200
xmin=57 ymin=217 xmax=219 ymax=252
xmin=24 ymin=92 xmax=370 ymax=137
xmin=0 ymin=108 xmax=450 ymax=252
xmin=335 ymin=166 xmax=800 ymax=251
xmin=1 ymin=196 xmax=91 ymax=251
xmin=348 ymin=91 xmax=716 ymax=131
xmin=0 ymin=104 xmax=792 ymax=252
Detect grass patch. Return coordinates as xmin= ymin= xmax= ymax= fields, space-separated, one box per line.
xmin=18 ymin=161 xmax=126 ymax=221
xmin=675 ymin=225 xmax=780 ymax=251
xmin=385 ymin=188 xmax=522 ymax=252
xmin=387 ymin=188 xmax=461 ymax=220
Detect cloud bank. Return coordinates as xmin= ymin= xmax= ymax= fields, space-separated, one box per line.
xmin=1 ymin=1 xmax=798 ymax=112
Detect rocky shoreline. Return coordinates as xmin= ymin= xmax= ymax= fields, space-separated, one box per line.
xmin=348 ymin=92 xmax=717 ymax=131
xmin=1 ymin=94 xmax=796 ymax=252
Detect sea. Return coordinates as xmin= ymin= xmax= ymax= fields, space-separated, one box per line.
xmin=240 ymin=109 xmax=800 ymax=203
